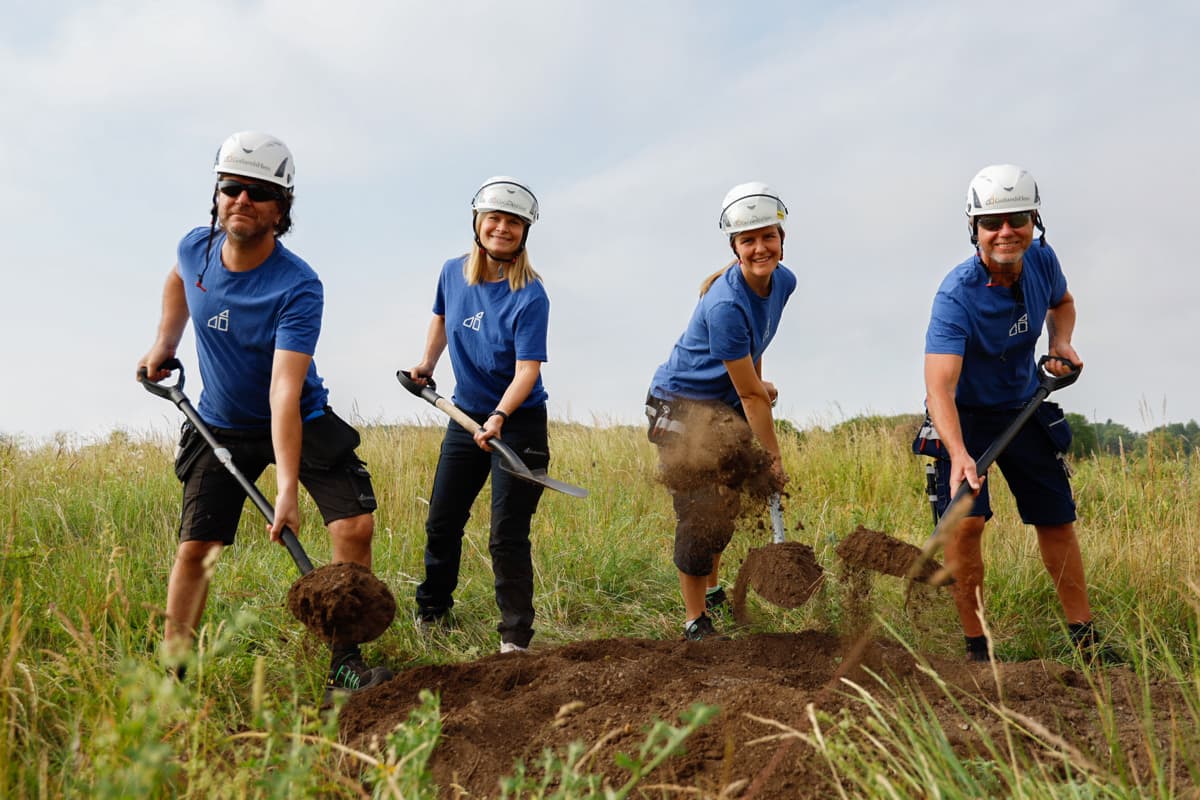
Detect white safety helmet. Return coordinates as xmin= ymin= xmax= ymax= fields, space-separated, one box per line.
xmin=471 ymin=176 xmax=539 ymax=225
xmin=213 ymin=131 xmax=295 ymax=190
xmin=965 ymin=164 xmax=1045 ymax=245
xmin=965 ymin=164 xmax=1039 ymax=217
xmin=719 ymin=182 xmax=787 ymax=235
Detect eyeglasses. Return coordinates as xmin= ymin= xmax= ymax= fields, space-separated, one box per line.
xmin=976 ymin=211 xmax=1033 ymax=231
xmin=217 ymin=179 xmax=283 ymax=203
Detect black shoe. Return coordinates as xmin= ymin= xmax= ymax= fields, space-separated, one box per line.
xmin=416 ymin=607 xmax=450 ymax=630
xmin=965 ymin=635 xmax=992 ymax=663
xmin=1069 ymin=621 xmax=1124 ymax=666
xmin=324 ymin=656 xmax=393 ymax=704
xmin=705 ymin=586 xmax=730 ymax=614
xmin=683 ymin=613 xmax=723 ymax=641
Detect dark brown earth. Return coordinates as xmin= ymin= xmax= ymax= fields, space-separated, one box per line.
xmin=285 ymin=562 xmax=396 ymax=646
xmin=338 ymin=631 xmax=1187 ymax=798
xmin=835 ymin=524 xmax=947 ymax=584
xmin=731 ymin=542 xmax=824 ymax=621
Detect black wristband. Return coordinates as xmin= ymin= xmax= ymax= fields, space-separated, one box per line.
xmin=489 ymin=409 xmax=509 ymax=422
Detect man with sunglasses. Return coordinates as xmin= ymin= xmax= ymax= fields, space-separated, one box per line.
xmin=138 ymin=131 xmax=392 ymax=701
xmin=920 ymin=164 xmax=1110 ymax=663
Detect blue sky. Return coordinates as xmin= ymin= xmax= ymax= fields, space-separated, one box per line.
xmin=2 ymin=1 xmax=1197 ymax=442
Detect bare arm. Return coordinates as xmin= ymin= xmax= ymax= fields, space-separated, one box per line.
xmin=137 ymin=266 xmax=189 ymax=381
xmin=1045 ymin=289 xmax=1083 ymax=375
xmin=924 ymin=352 xmax=979 ymax=496
xmin=407 ymin=314 xmax=448 ymax=383
xmin=268 ymin=348 xmax=312 ymax=543
xmin=725 ymin=355 xmax=784 ymax=482
xmin=475 ymin=360 xmax=542 ymax=450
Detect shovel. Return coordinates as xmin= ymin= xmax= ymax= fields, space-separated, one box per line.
xmin=139 ymin=358 xmax=395 ymax=644
xmin=396 ymin=370 xmax=588 ymax=498
xmin=918 ymin=354 xmax=1081 ymax=586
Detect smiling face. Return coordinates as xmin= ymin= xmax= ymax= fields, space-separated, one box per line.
xmin=216 ymin=174 xmax=283 ymax=243
xmin=975 ymin=212 xmax=1034 ymax=268
xmin=476 ymin=210 xmax=527 ymax=260
xmin=732 ymin=225 xmax=783 ymax=289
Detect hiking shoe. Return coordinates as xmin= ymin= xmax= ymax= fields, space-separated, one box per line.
xmin=323 ymin=657 xmax=393 ymax=705
xmin=499 ymin=641 xmax=529 ymax=655
xmin=705 ymin=586 xmax=730 ymax=614
xmin=683 ymin=613 xmax=723 ymax=641
xmin=965 ymin=635 xmax=992 ymax=663
xmin=1069 ymin=621 xmax=1125 ymax=666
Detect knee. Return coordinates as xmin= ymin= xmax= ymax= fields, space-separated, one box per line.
xmin=174 ymin=540 xmax=222 ymax=571
xmin=334 ymin=513 xmax=374 ymax=547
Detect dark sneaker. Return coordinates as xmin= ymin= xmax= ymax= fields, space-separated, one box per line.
xmin=323 ymin=657 xmax=393 ymax=705
xmin=705 ymin=586 xmax=730 ymax=614
xmin=965 ymin=635 xmax=992 ymax=663
xmin=417 ymin=607 xmax=451 ymax=631
xmin=683 ymin=613 xmax=723 ymax=641
xmin=1069 ymin=621 xmax=1124 ymax=666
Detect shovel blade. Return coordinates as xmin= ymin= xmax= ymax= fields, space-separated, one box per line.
xmin=497 ymin=461 xmax=589 ymax=498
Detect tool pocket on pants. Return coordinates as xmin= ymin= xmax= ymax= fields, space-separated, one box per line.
xmin=300 ymin=408 xmax=362 ymax=470
xmin=911 ymin=412 xmax=950 ymax=461
xmin=1035 ymin=401 xmax=1073 ymax=454
xmin=173 ymin=422 xmax=207 ymax=481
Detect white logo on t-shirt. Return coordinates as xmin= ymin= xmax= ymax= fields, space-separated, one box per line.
xmin=207 ymin=309 xmax=230 ymax=332
xmin=1009 ymin=313 xmax=1028 ymax=337
xmin=463 ymin=311 xmax=483 ymax=331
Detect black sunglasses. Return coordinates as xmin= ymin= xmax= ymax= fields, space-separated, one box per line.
xmin=217 ymin=179 xmax=283 ymax=203
xmin=976 ymin=211 xmax=1033 ymax=231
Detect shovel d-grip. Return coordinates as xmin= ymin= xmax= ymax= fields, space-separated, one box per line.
xmin=396 ymin=369 xmax=588 ymax=498
xmin=139 ymin=358 xmax=314 ymax=574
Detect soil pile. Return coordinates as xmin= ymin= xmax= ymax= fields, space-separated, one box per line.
xmin=338 ymin=633 xmax=1183 ymax=798
xmin=286 ymin=562 xmax=396 ymax=645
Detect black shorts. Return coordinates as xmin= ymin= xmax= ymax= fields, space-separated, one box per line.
xmin=174 ymin=408 xmax=377 ymax=545
xmin=931 ymin=402 xmax=1076 ymax=526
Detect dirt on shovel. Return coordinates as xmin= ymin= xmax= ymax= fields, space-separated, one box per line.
xmin=731 ymin=541 xmax=824 ymax=623
xmin=835 ymin=525 xmax=948 ymax=584
xmin=285 ymin=562 xmax=396 ymax=647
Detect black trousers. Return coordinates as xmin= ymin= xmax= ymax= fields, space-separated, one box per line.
xmin=415 ymin=405 xmax=548 ymax=647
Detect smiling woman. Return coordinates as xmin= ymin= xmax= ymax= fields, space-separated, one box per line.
xmin=645 ymin=181 xmax=797 ymax=642
xmin=404 ymin=175 xmax=552 ymax=655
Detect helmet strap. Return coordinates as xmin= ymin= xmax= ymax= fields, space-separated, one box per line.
xmin=198 ymin=187 xmax=219 ymax=291
xmin=471 ymin=213 xmax=529 ymax=266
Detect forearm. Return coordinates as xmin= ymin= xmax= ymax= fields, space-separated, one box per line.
xmin=495 ymin=361 xmax=541 ymax=415
xmin=154 ymin=268 xmax=190 ymax=351
xmin=270 ymin=387 xmax=302 ymax=495
xmin=742 ymin=394 xmax=781 ymax=461
xmin=416 ymin=315 xmax=448 ymax=372
xmin=1046 ymin=295 xmax=1076 ymax=350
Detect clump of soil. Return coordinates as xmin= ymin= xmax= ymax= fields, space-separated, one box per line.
xmin=337 ymin=633 xmax=1183 ymax=798
xmin=731 ymin=542 xmax=824 ymax=622
xmin=835 ymin=524 xmax=946 ymax=584
xmin=655 ymin=402 xmax=777 ymax=502
xmin=285 ymin=562 xmax=396 ymax=646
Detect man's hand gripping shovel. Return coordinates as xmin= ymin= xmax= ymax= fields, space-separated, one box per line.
xmin=396 ymin=370 xmax=588 ymax=499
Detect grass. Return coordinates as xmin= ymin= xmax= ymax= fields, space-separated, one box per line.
xmin=2 ymin=416 xmax=1200 ymax=797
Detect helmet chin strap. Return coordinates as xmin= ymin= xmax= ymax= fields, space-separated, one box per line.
xmin=472 ymin=213 xmax=530 ymax=267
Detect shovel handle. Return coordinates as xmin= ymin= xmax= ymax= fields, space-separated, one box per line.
xmin=1037 ymin=355 xmax=1081 ymax=392
xmin=138 ymin=357 xmax=186 ymax=400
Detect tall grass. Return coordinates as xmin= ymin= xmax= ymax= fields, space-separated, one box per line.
xmin=2 ymin=416 xmax=1200 ymax=797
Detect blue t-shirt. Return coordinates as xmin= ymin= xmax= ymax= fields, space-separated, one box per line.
xmin=433 ymin=255 xmax=550 ymax=412
xmin=177 ymin=227 xmax=329 ymax=429
xmin=924 ymin=240 xmax=1068 ymax=408
xmin=650 ymin=263 xmax=797 ymax=407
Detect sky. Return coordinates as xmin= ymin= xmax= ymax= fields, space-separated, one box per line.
xmin=2 ymin=0 xmax=1198 ymax=444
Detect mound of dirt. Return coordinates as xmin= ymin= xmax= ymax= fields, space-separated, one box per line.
xmin=338 ymin=633 xmax=1184 ymax=798
xmin=835 ymin=524 xmax=946 ymax=584
xmin=285 ymin=562 xmax=396 ymax=646
xmin=731 ymin=542 xmax=824 ymax=621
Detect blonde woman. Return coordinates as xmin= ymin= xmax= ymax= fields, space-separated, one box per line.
xmin=406 ymin=176 xmax=550 ymax=654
